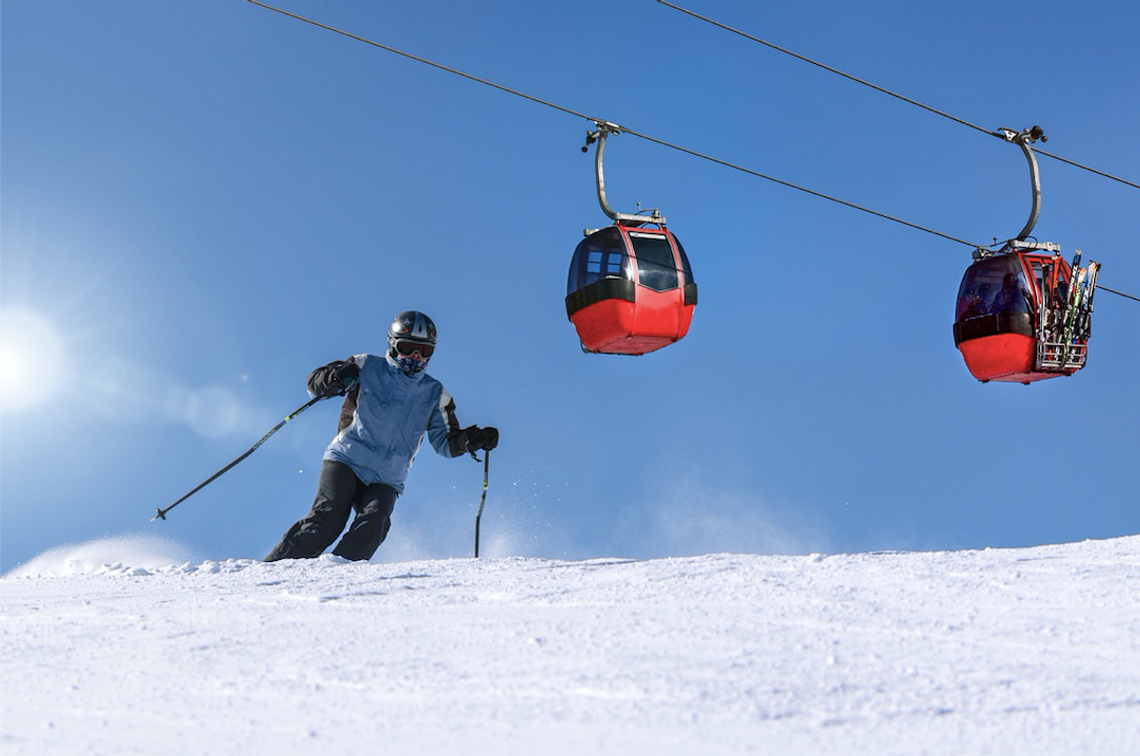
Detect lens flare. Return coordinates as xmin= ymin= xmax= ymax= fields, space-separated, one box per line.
xmin=0 ymin=307 xmax=68 ymax=411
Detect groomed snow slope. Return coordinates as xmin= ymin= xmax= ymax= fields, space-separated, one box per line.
xmin=2 ymin=536 xmax=1139 ymax=755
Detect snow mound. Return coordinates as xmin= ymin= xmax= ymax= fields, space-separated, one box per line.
xmin=2 ymin=536 xmax=1139 ymax=755
xmin=2 ymin=534 xmax=199 ymax=578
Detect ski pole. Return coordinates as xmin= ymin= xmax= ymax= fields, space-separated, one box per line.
xmin=152 ymin=386 xmax=338 ymax=522
xmin=474 ymin=450 xmax=490 ymax=558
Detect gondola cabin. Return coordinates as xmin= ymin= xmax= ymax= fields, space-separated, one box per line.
xmin=566 ymin=224 xmax=697 ymax=355
xmin=953 ymin=249 xmax=1094 ymax=384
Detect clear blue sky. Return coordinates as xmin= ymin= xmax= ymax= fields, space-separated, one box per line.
xmin=3 ymin=0 xmax=1137 ymax=572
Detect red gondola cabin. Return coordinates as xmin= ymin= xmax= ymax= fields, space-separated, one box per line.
xmin=566 ymin=224 xmax=697 ymax=355
xmin=953 ymin=249 xmax=1095 ymax=384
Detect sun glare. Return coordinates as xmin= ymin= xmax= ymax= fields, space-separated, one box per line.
xmin=0 ymin=307 xmax=68 ymax=411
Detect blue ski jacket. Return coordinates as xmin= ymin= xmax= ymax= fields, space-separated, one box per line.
xmin=307 ymin=353 xmax=467 ymax=493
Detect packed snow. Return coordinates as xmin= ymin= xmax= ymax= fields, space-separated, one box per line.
xmin=2 ymin=535 xmax=1139 ymax=755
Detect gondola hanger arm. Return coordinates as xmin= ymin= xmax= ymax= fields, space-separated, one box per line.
xmin=584 ymin=121 xmax=666 ymax=227
xmin=1000 ymin=125 xmax=1046 ymax=243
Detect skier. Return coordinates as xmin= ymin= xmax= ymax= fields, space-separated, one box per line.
xmin=265 ymin=310 xmax=499 ymax=562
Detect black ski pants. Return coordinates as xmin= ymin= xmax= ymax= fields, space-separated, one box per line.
xmin=265 ymin=460 xmax=397 ymax=562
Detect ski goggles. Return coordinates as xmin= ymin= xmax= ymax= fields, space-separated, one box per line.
xmin=394 ymin=339 xmax=434 ymax=359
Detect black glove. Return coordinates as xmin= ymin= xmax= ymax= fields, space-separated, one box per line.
xmin=464 ymin=425 xmax=499 ymax=453
xmin=334 ymin=360 xmax=360 ymax=391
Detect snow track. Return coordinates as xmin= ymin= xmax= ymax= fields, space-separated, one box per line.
xmin=3 ymin=537 xmax=1139 ymax=755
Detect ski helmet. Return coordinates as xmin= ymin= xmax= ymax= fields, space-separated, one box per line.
xmin=387 ymin=310 xmax=437 ymax=374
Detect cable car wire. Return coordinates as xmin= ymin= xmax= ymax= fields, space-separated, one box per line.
xmin=243 ymin=0 xmax=980 ymax=248
xmin=1097 ymin=285 xmax=1140 ymax=303
xmin=656 ymin=1 xmax=1140 ymax=192
xmin=619 ymin=129 xmax=980 ymax=246
xmin=244 ymin=0 xmax=593 ymax=123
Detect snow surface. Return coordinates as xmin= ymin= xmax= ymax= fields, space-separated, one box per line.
xmin=2 ymin=535 xmax=1139 ymax=755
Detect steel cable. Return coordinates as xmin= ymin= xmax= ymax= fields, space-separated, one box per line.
xmin=656 ymin=0 xmax=1140 ymax=191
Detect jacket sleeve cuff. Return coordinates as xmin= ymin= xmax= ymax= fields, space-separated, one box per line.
xmin=448 ymin=426 xmax=471 ymax=457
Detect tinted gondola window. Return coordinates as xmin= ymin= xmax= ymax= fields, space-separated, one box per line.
xmin=567 ymin=228 xmax=631 ymax=295
xmin=672 ymin=234 xmax=695 ymax=285
xmin=955 ymin=255 xmax=1031 ymax=321
xmin=629 ymin=232 xmax=679 ymax=292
